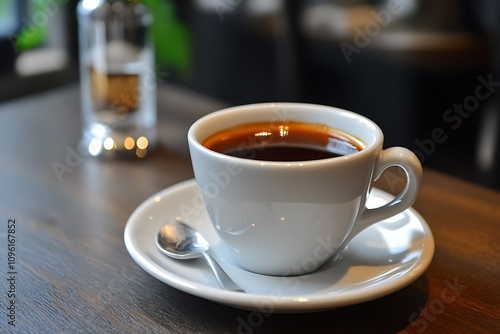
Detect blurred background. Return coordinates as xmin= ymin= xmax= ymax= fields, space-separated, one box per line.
xmin=0 ymin=0 xmax=499 ymax=190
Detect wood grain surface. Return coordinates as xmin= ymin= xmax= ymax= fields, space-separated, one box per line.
xmin=0 ymin=85 xmax=498 ymax=334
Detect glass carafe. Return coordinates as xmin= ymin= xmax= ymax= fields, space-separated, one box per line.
xmin=77 ymin=0 xmax=156 ymax=158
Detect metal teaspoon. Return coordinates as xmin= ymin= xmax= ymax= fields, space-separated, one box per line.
xmin=156 ymin=220 xmax=244 ymax=292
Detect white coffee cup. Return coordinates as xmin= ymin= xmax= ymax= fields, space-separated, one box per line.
xmin=188 ymin=103 xmax=422 ymax=276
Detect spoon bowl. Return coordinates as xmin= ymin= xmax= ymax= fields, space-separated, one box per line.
xmin=156 ymin=220 xmax=244 ymax=292
xmin=157 ymin=222 xmax=209 ymax=259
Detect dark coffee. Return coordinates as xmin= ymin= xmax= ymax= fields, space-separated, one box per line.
xmin=202 ymin=121 xmax=365 ymax=162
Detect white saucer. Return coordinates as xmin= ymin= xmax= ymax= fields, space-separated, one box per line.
xmin=124 ymin=179 xmax=434 ymax=313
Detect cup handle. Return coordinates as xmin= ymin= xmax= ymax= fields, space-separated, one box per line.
xmin=338 ymin=147 xmax=423 ymax=251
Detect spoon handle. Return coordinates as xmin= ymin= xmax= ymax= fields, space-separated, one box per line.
xmin=201 ymin=252 xmax=245 ymax=292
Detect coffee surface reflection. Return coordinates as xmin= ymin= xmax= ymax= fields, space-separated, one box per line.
xmin=202 ymin=121 xmax=366 ymax=161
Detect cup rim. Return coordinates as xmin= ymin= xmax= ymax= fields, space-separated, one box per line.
xmin=188 ymin=102 xmax=384 ymax=166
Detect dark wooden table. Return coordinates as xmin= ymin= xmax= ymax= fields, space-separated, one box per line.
xmin=0 ymin=84 xmax=499 ymax=334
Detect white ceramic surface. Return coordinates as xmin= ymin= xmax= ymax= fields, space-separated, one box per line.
xmin=188 ymin=103 xmax=423 ymax=275
xmin=124 ymin=179 xmax=434 ymax=313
